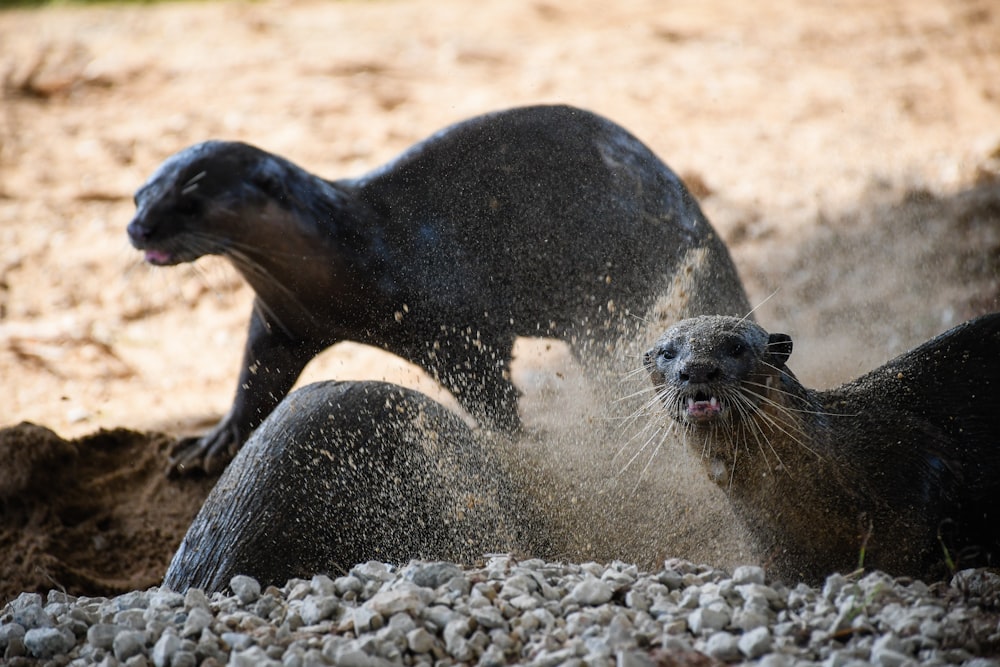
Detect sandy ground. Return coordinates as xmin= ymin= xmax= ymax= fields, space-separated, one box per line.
xmin=1 ymin=0 xmax=999 ymax=601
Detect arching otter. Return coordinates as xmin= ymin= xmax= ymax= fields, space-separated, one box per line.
xmin=643 ymin=313 xmax=1000 ymax=582
xmin=128 ymin=104 xmax=750 ymax=474
xmin=163 ymin=381 xmax=539 ymax=593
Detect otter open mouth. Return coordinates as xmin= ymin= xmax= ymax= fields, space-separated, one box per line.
xmin=684 ymin=392 xmax=722 ymax=424
xmin=144 ymin=249 xmax=175 ymax=265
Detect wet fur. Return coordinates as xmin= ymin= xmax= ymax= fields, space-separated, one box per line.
xmin=643 ymin=313 xmax=1000 ymax=582
xmin=128 ymin=104 xmax=751 ymax=473
xmin=163 ymin=381 xmax=540 ymax=593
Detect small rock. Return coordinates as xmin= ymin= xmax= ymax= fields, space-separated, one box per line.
xmin=310 ymin=574 xmax=337 ymax=596
xmin=406 ymin=627 xmax=435 ymax=654
xmin=183 ymin=588 xmax=211 ymax=611
xmin=351 ymin=606 xmax=383 ymax=633
xmin=23 ymin=626 xmax=75 ymax=658
xmin=443 ymin=617 xmax=473 ymax=660
xmin=221 ymin=632 xmax=253 ymax=651
xmin=569 ymin=579 xmax=614 ymax=606
xmin=152 ymin=630 xmax=181 ymax=667
xmin=182 ymin=606 xmax=213 ymax=638
xmin=113 ymin=629 xmax=147 ymax=661
xmin=687 ymin=607 xmax=729 ymax=635
xmin=335 ymin=576 xmax=364 ymax=596
xmin=231 ymin=645 xmax=282 ymax=667
xmin=732 ymin=566 xmax=766 ymax=586
xmin=408 ymin=562 xmax=464 ymax=589
xmin=471 ymin=604 xmax=508 ymax=629
xmin=738 ymin=626 xmax=772 ymax=658
xmin=230 ymin=575 xmax=262 ymax=604
xmin=87 ymin=623 xmax=118 ymax=650
xmin=301 ymin=595 xmax=339 ymax=625
xmin=704 ymin=631 xmax=741 ymax=661
xmin=368 ymin=588 xmax=423 ymax=616
xmin=0 ymin=623 xmax=26 ymax=650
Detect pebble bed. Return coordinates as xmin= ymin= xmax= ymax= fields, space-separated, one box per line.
xmin=2 ymin=557 xmax=999 ymax=666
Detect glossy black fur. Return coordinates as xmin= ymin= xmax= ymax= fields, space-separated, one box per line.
xmin=163 ymin=381 xmax=538 ymax=593
xmin=128 ymin=104 xmax=750 ymax=472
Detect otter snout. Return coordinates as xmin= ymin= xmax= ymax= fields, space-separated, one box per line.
xmin=677 ymin=360 xmax=721 ymax=385
xmin=126 ymin=218 xmax=153 ymax=248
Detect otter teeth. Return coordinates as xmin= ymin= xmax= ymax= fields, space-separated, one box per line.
xmin=685 ymin=395 xmax=722 ymax=420
xmin=685 ymin=396 xmax=720 ymax=408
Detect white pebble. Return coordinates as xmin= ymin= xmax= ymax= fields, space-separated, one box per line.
xmin=301 ymin=595 xmax=339 ymax=625
xmin=112 ymin=629 xmax=147 ymax=661
xmin=738 ymin=626 xmax=772 ymax=658
xmin=687 ymin=607 xmax=729 ymax=635
xmin=732 ymin=565 xmax=766 ymax=585
xmin=23 ymin=627 xmax=75 ymax=658
xmin=152 ymin=630 xmax=181 ymax=667
xmin=230 ymin=575 xmax=262 ymax=604
xmin=406 ymin=627 xmax=435 ymax=653
xmin=569 ymin=578 xmax=614 ymax=606
xmin=704 ymin=631 xmax=741 ymax=661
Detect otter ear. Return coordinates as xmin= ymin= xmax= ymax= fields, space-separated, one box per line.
xmin=766 ymin=333 xmax=793 ymax=366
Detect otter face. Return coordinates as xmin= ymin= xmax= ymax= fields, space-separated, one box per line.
xmin=643 ymin=315 xmax=792 ymax=428
xmin=126 ymin=141 xmax=278 ymax=266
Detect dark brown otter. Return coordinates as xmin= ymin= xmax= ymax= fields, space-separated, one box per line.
xmin=163 ymin=380 xmax=540 ymax=593
xmin=643 ymin=313 xmax=1000 ymax=583
xmin=127 ymin=104 xmax=750 ymax=474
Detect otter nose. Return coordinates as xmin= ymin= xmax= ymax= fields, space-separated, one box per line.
xmin=678 ymin=361 xmax=721 ymax=384
xmin=127 ymin=219 xmax=152 ymax=246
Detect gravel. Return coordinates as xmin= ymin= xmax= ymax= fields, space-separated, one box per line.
xmin=2 ymin=557 xmax=999 ymax=666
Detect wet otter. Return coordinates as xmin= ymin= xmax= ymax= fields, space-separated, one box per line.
xmin=643 ymin=313 xmax=1000 ymax=582
xmin=163 ymin=381 xmax=539 ymax=593
xmin=128 ymin=104 xmax=750 ymax=474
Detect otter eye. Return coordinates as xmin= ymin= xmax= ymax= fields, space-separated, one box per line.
xmin=658 ymin=346 xmax=677 ymax=361
xmin=727 ymin=341 xmax=746 ymax=358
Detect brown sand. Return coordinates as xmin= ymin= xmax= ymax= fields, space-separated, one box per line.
xmin=1 ymin=0 xmax=999 ymax=601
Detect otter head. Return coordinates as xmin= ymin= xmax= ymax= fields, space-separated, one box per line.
xmin=127 ymin=141 xmax=287 ymax=266
xmin=643 ymin=315 xmax=793 ymax=429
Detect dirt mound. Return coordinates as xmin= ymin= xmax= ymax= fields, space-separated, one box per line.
xmin=0 ymin=424 xmax=215 ymax=601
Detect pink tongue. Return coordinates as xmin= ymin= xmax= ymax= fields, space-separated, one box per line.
xmin=145 ymin=249 xmax=172 ymax=264
xmin=688 ymin=400 xmax=721 ymax=418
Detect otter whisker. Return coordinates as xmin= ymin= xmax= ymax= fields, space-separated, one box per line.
xmin=608 ymin=386 xmax=669 ymax=437
xmin=739 ymin=287 xmax=779 ymax=324
xmin=614 ymin=383 xmax=663 ymax=405
xmin=742 ymin=379 xmax=858 ymax=418
xmin=623 ymin=365 xmax=655 ymax=380
xmin=745 ymin=397 xmax=823 ymax=461
xmin=225 ymin=247 xmax=321 ymax=332
xmin=732 ymin=393 xmax=788 ymax=474
xmin=182 ymin=169 xmax=207 ymax=188
xmin=634 ymin=429 xmax=672 ymax=491
xmin=619 ymin=421 xmax=668 ymax=473
xmin=612 ymin=409 xmax=665 ymax=462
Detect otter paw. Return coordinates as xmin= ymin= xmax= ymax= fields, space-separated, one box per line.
xmin=167 ymin=423 xmax=242 ymax=477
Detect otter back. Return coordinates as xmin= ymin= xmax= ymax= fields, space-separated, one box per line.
xmin=128 ymin=104 xmax=750 ymax=473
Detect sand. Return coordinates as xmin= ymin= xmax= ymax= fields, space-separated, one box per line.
xmin=1 ymin=0 xmax=998 ymax=601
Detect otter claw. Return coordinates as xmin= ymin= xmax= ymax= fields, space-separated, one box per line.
xmin=167 ymin=423 xmax=242 ymax=476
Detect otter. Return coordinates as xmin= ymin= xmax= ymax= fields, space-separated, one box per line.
xmin=643 ymin=313 xmax=1000 ymax=582
xmin=163 ymin=381 xmax=540 ymax=593
xmin=127 ymin=104 xmax=750 ymax=474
